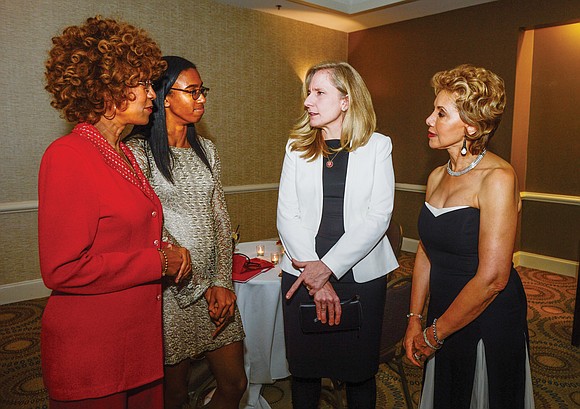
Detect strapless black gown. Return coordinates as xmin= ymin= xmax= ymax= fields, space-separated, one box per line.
xmin=417 ymin=203 xmax=533 ymax=409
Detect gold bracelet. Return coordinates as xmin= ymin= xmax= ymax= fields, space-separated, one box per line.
xmin=158 ymin=249 xmax=169 ymax=276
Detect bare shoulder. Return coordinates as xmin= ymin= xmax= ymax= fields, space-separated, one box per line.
xmin=425 ymin=165 xmax=446 ymax=197
xmin=481 ymin=152 xmax=518 ymax=188
xmin=479 ymin=152 xmax=521 ymax=209
xmin=429 ymin=164 xmax=447 ymax=182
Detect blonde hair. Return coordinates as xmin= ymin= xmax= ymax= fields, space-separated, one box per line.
xmin=431 ymin=64 xmax=506 ymax=155
xmin=289 ymin=61 xmax=376 ymax=160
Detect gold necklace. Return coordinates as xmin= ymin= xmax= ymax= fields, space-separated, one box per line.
xmin=325 ymin=150 xmax=341 ymax=168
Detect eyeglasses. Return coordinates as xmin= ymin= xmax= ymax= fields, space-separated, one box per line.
xmin=170 ymin=86 xmax=210 ymax=100
xmin=138 ymin=80 xmax=153 ymax=91
xmin=234 ymin=253 xmax=262 ymax=271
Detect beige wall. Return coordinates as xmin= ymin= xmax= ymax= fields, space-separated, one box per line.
xmin=526 ymin=23 xmax=580 ymax=196
xmin=519 ymin=22 xmax=580 ymax=260
xmin=0 ymin=0 xmax=347 ymax=286
xmin=3 ymin=0 xmax=578 ymax=289
xmin=348 ymin=0 xmax=580 ymax=261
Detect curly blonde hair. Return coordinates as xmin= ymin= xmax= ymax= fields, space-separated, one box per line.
xmin=45 ymin=16 xmax=166 ymax=124
xmin=431 ymin=64 xmax=506 ymax=155
xmin=290 ymin=61 xmax=377 ymax=161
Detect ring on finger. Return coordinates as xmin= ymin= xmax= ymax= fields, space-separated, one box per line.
xmin=413 ymin=352 xmax=421 ymax=360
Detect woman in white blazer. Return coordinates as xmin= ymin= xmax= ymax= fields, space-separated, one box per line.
xmin=277 ymin=61 xmax=398 ymax=409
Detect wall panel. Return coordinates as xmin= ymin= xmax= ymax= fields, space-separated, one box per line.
xmin=0 ymin=0 xmax=347 ymax=286
xmin=348 ymin=0 xmax=580 ymax=261
xmin=526 ymin=23 xmax=580 ymax=195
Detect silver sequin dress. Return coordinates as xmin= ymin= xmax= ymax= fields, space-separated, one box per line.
xmin=127 ymin=137 xmax=244 ymax=365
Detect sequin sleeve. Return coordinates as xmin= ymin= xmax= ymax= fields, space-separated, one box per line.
xmin=124 ymin=137 xmax=150 ymax=178
xmin=202 ymin=139 xmax=235 ymax=291
xmin=126 ymin=137 xmax=212 ymax=307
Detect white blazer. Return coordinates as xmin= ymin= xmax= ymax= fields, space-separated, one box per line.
xmin=277 ymin=132 xmax=398 ymax=283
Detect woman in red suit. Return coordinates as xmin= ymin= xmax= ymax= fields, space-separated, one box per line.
xmin=39 ymin=16 xmax=191 ymax=409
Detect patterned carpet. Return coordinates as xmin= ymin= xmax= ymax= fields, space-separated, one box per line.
xmin=1 ymin=251 xmax=578 ymax=408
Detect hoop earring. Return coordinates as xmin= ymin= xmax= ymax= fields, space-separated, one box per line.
xmin=103 ymin=106 xmax=117 ymax=121
xmin=460 ymin=137 xmax=468 ymax=156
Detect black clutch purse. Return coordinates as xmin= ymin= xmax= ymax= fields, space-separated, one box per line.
xmin=299 ymin=295 xmax=362 ymax=333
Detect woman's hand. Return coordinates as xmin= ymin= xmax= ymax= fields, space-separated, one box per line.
xmin=162 ymin=245 xmax=192 ymax=284
xmin=204 ymin=286 xmax=237 ymax=337
xmin=404 ymin=319 xmax=436 ymax=366
xmin=404 ymin=318 xmax=425 ymax=367
xmin=285 ymin=259 xmax=333 ymax=299
xmin=313 ymin=282 xmax=341 ymax=326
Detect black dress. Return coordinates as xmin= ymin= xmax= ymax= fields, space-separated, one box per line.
xmin=282 ymin=140 xmax=387 ymax=383
xmin=418 ymin=203 xmax=533 ymax=409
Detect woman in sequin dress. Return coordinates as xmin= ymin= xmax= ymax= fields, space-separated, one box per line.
xmin=39 ymin=16 xmax=191 ymax=409
xmin=128 ymin=56 xmax=246 ymax=409
xmin=403 ymin=64 xmax=534 ymax=409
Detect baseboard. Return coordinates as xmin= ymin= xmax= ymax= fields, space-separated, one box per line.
xmin=513 ymin=251 xmax=578 ymax=278
xmin=0 ymin=279 xmax=51 ymax=305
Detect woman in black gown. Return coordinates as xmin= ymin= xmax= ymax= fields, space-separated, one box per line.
xmin=403 ymin=64 xmax=534 ymax=409
xmin=277 ymin=61 xmax=398 ymax=408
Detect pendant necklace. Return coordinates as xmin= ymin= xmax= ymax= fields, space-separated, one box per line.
xmin=446 ymin=149 xmax=487 ymax=176
xmin=325 ymin=150 xmax=341 ymax=168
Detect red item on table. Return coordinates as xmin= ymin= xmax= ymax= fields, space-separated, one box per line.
xmin=232 ymin=253 xmax=274 ymax=283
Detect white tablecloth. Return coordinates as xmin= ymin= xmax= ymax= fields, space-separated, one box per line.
xmin=234 ymin=241 xmax=290 ymax=409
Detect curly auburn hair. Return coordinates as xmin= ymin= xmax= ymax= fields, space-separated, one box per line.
xmin=45 ymin=16 xmax=166 ymax=124
xmin=431 ymin=64 xmax=506 ymax=155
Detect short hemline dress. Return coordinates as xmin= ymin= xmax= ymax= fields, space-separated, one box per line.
xmin=128 ymin=137 xmax=245 ymax=365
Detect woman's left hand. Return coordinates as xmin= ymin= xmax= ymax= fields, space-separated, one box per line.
xmin=204 ymin=286 xmax=237 ymax=336
xmin=404 ymin=319 xmax=426 ymax=367
xmin=313 ymin=282 xmax=342 ymax=325
xmin=285 ymin=259 xmax=333 ymax=299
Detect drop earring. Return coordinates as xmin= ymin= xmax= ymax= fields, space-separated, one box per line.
xmin=460 ymin=138 xmax=468 ymax=156
xmin=103 ymin=106 xmax=117 ymax=120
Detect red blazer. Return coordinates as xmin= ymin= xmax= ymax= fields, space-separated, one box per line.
xmin=38 ymin=123 xmax=165 ymax=401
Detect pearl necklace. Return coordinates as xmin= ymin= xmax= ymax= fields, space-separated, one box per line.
xmin=446 ymin=149 xmax=487 ymax=176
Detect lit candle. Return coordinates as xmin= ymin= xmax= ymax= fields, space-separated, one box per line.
xmin=256 ymin=244 xmax=265 ymax=257
xmin=270 ymin=252 xmax=279 ymax=265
